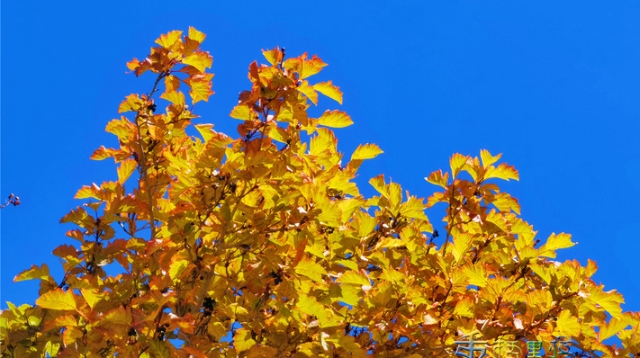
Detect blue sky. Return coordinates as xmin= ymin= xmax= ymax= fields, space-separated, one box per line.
xmin=2 ymin=0 xmax=639 ymax=322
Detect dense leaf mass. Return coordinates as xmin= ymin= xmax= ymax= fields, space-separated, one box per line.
xmin=1 ymin=28 xmax=639 ymax=357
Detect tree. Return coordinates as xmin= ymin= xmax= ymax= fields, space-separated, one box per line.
xmin=1 ymin=27 xmax=638 ymax=358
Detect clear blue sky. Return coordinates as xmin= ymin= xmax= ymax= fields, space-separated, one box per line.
xmin=2 ymin=1 xmax=639 ymax=319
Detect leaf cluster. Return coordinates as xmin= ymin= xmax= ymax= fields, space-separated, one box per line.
xmin=1 ymin=28 xmax=638 ymax=358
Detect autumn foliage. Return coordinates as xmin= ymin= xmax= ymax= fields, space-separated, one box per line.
xmin=1 ymin=28 xmax=639 ymax=357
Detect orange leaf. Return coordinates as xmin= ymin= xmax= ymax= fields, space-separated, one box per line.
xmin=262 ymin=47 xmax=284 ymax=66
xmin=164 ymin=75 xmax=180 ymax=93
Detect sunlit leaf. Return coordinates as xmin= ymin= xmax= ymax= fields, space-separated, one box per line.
xmin=36 ymin=289 xmax=77 ymax=311
xmin=317 ymin=110 xmax=353 ymax=128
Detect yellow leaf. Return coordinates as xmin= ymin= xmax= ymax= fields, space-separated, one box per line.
xmin=339 ymin=285 xmax=361 ymax=306
xmin=399 ymin=196 xmax=428 ymax=220
xmin=194 ymin=124 xmax=215 ymax=142
xmin=14 ymin=264 xmax=51 ymax=283
xmin=297 ymin=80 xmax=318 ymax=105
xmin=298 ymin=54 xmax=327 ymax=79
xmin=74 ymin=184 xmax=101 ymax=200
xmin=169 ymin=259 xmax=189 ymax=281
xmin=598 ymin=317 xmax=629 ymax=341
xmin=462 ymin=264 xmax=488 ymax=288
xmin=587 ymin=286 xmax=624 ymax=318
xmin=310 ymin=128 xmax=336 ymax=156
xmin=337 ymin=271 xmax=370 ymax=286
xmin=297 ymin=294 xmax=327 ymax=322
xmin=485 ymin=163 xmax=519 ymax=181
xmin=553 ymin=310 xmax=581 ymax=338
xmin=117 ymin=158 xmax=137 ymax=184
xmin=63 ymin=325 xmax=83 ymax=346
xmin=230 ymin=105 xmax=253 ymax=121
xmin=313 ymin=81 xmax=343 ymax=104
xmin=234 ymin=328 xmax=257 ymax=352
xmin=81 ymin=289 xmax=103 ymax=310
xmin=425 ymin=170 xmax=449 ymax=188
xmin=182 ymin=51 xmax=213 ymax=73
xmin=295 ymin=257 xmax=327 ymax=283
xmin=450 ymin=153 xmax=468 ymax=178
xmin=36 ymin=289 xmax=77 ymax=311
xmin=262 ymin=47 xmax=283 ymax=66
xmin=187 ymin=74 xmax=214 ymax=103
xmin=160 ymin=90 xmax=185 ymax=106
xmin=187 ymin=26 xmax=206 ymax=44
xmin=451 ymin=233 xmax=473 ymax=263
xmin=480 ymin=149 xmax=502 ymax=167
xmin=539 ymin=233 xmax=576 ymax=258
xmin=118 ymin=94 xmax=143 ymax=113
xmin=155 ymin=30 xmax=183 ymax=49
xmin=317 ymin=110 xmax=353 ymax=128
xmin=453 ymin=296 xmax=475 ymax=318
xmin=350 ymin=143 xmax=383 ymax=161
xmin=492 ymin=193 xmax=521 ymax=214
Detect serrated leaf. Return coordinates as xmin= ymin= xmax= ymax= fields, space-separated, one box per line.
xmin=117 ymin=159 xmax=137 ymax=184
xmin=182 ymin=51 xmax=212 ymax=73
xmin=155 ymin=30 xmax=183 ymax=49
xmin=314 ymin=81 xmax=343 ymax=104
xmin=160 ymin=90 xmax=185 ymax=106
xmin=554 ymin=310 xmax=581 ymax=338
xmin=462 ymin=264 xmax=488 ymax=288
xmin=187 ymin=26 xmax=206 ymax=44
xmin=425 ymin=170 xmax=449 ymax=188
xmin=351 ymin=143 xmax=383 ymax=161
xmin=450 ymin=153 xmax=468 ymax=178
xmin=317 ymin=110 xmax=353 ymax=128
xmin=295 ymin=257 xmax=327 ymax=283
xmin=297 ymin=80 xmax=318 ymax=105
xmin=194 ymin=123 xmax=215 ymax=142
xmin=14 ymin=264 xmax=51 ymax=282
xmin=187 ymin=74 xmax=214 ymax=104
xmin=74 ymin=184 xmax=101 ymax=200
xmin=36 ymin=289 xmax=77 ymax=311
xmin=598 ymin=317 xmax=629 ymax=341
xmin=118 ymin=94 xmax=143 ymax=113
xmin=297 ymin=294 xmax=327 ymax=321
xmin=485 ymin=163 xmax=519 ymax=181
xmin=337 ymin=271 xmax=370 ymax=286
xmin=588 ymin=286 xmax=624 ymax=318
xmin=539 ymin=233 xmax=576 ymax=258
xmin=262 ymin=47 xmax=283 ymax=66
xmin=230 ymin=105 xmax=253 ymax=121
xmin=81 ymin=289 xmax=103 ymax=310
xmin=480 ymin=149 xmax=502 ymax=167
